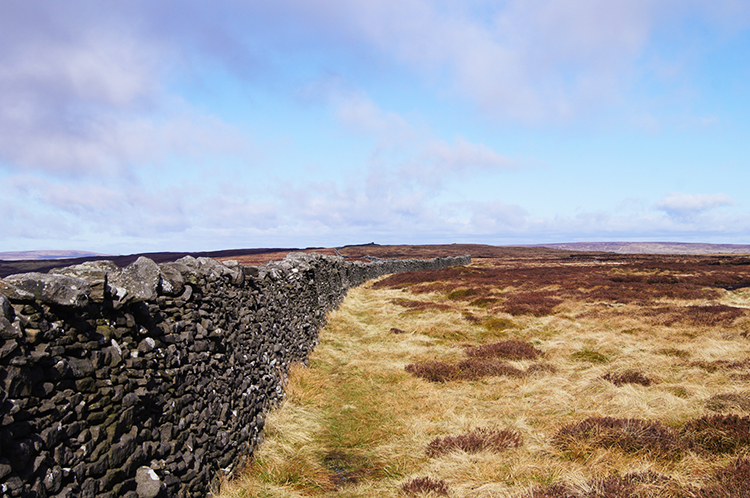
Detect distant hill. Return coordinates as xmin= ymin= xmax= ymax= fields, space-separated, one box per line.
xmin=536 ymin=242 xmax=750 ymax=255
xmin=0 ymin=250 xmax=108 ymax=261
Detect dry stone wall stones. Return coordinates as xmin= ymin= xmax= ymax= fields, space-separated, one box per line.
xmin=135 ymin=466 xmax=163 ymax=498
xmin=50 ymin=261 xmax=120 ymax=302
xmin=157 ymin=264 xmax=186 ymax=297
xmin=110 ymin=256 xmax=162 ymax=304
xmin=0 ymin=280 xmax=35 ymax=302
xmin=0 ymin=295 xmax=16 ymax=341
xmin=0 ymin=252 xmax=470 ymax=497
xmin=0 ymin=294 xmax=12 ymax=320
xmin=3 ymin=273 xmax=91 ymax=307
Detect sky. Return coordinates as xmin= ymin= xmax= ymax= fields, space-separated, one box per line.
xmin=1 ymin=1 xmax=750 ymax=255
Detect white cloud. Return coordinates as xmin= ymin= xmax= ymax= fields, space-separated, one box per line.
xmin=467 ymin=200 xmax=529 ymax=233
xmin=282 ymin=0 xmax=750 ymax=122
xmin=325 ymin=86 xmax=518 ymax=189
xmin=335 ymin=93 xmax=415 ymax=147
xmin=0 ymin=111 xmax=253 ymax=178
xmin=0 ymin=3 xmax=256 ymax=179
xmin=421 ymin=138 xmax=517 ymax=174
xmin=654 ymin=192 xmax=734 ymax=219
xmin=395 ymin=137 xmax=518 ymax=190
xmin=295 ymin=0 xmax=660 ymax=121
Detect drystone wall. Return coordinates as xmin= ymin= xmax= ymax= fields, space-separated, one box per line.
xmin=0 ymin=252 xmax=470 ymax=498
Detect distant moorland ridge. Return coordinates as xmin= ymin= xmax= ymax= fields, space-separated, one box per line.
xmin=537 ymin=241 xmax=750 ymax=255
xmin=0 ymin=250 xmax=108 ymax=261
xmin=3 ymin=242 xmax=750 ymax=279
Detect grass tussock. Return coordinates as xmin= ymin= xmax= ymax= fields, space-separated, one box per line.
xmin=446 ymin=288 xmax=480 ymax=300
xmin=392 ymin=298 xmax=453 ymax=313
xmin=657 ymin=347 xmax=691 ymax=358
xmin=321 ymin=450 xmax=385 ymax=489
xmin=482 ymin=316 xmax=516 ymax=332
xmin=570 ymin=348 xmax=610 ymax=364
xmin=469 ymin=297 xmax=501 ymax=308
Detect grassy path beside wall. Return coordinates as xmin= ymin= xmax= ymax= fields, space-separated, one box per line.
xmin=218 ymin=255 xmax=750 ymax=497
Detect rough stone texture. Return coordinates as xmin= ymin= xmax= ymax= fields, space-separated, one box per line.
xmin=51 ymin=261 xmax=119 ymax=302
xmin=109 ymin=256 xmax=162 ymax=304
xmin=157 ymin=264 xmax=186 ymax=297
xmin=3 ymin=272 xmax=91 ymax=306
xmin=0 ymin=252 xmax=470 ymax=497
xmin=0 ymin=278 xmax=37 ymax=301
xmin=0 ymin=294 xmax=11 ymax=320
xmin=135 ymin=467 xmax=163 ymax=498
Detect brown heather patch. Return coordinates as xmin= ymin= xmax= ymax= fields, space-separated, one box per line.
xmin=524 ymin=471 xmax=690 ymax=498
xmin=374 ymin=250 xmax=750 ymax=306
xmin=683 ymin=304 xmax=748 ymax=325
xmin=698 ymin=457 xmax=750 ymax=498
xmin=404 ymin=360 xmax=458 ymax=383
xmin=551 ymin=417 xmax=685 ymax=458
xmin=526 ymin=458 xmax=750 ymax=498
xmin=705 ymin=392 xmax=750 ymax=412
xmin=501 ymin=291 xmax=562 ymax=316
xmin=405 ymin=359 xmax=525 ymax=382
xmin=465 ymin=340 xmax=543 ymax=360
xmin=642 ymin=304 xmax=748 ymax=327
xmin=681 ymin=414 xmax=750 ymax=454
xmin=555 ymin=414 xmax=750 ymax=460
xmin=690 ymin=357 xmax=750 ymax=372
xmin=426 ymin=427 xmax=522 ymax=457
xmin=600 ymin=370 xmax=653 ymax=387
xmin=401 ymin=477 xmax=450 ymax=496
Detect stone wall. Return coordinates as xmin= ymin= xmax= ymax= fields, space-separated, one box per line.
xmin=0 ymin=252 xmax=470 ymax=498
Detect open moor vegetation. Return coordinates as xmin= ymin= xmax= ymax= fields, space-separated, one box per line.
xmin=216 ymin=247 xmax=750 ymax=497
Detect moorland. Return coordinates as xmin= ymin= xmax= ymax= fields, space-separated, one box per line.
xmin=216 ymin=244 xmax=750 ymax=497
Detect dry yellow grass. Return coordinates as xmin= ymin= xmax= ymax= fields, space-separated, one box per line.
xmin=217 ymin=255 xmax=750 ymax=497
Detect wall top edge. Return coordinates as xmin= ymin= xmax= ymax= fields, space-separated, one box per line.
xmin=0 ymin=252 xmax=470 ymax=309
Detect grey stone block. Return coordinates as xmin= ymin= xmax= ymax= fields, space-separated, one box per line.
xmin=2 ymin=273 xmax=90 ymax=306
